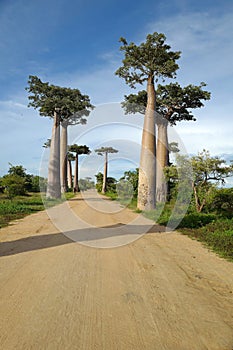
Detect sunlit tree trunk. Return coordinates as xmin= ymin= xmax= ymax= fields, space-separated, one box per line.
xmin=156 ymin=117 xmax=168 ymax=202
xmin=102 ymin=152 xmax=108 ymax=193
xmin=67 ymin=159 xmax=73 ymax=189
xmin=74 ymin=154 xmax=80 ymax=192
xmin=60 ymin=122 xmax=68 ymax=193
xmin=137 ymin=75 xmax=156 ymax=210
xmin=46 ymin=109 xmax=61 ymax=199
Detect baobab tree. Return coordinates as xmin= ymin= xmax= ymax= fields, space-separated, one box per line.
xmin=67 ymin=152 xmax=75 ymax=189
xmin=122 ymin=82 xmax=210 ymax=202
xmin=60 ymin=94 xmax=93 ymax=193
xmin=95 ymin=147 xmax=118 ymax=193
xmin=26 ymin=75 xmax=93 ymax=199
xmin=116 ymin=32 xmax=181 ymax=210
xmin=69 ymin=144 xmax=91 ymax=192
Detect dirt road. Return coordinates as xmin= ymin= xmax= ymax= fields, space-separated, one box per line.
xmin=0 ymin=190 xmax=233 ymax=349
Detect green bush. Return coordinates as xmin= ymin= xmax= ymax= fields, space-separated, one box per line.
xmin=209 ymin=188 xmax=233 ymax=218
xmin=1 ymin=174 xmax=27 ymax=198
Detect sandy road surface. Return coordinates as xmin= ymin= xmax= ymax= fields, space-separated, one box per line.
xmin=0 ymin=190 xmax=233 ymax=350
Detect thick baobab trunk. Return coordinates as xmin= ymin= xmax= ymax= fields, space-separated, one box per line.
xmin=60 ymin=122 xmax=68 ymax=193
xmin=74 ymin=154 xmax=80 ymax=192
xmin=156 ymin=117 xmax=168 ymax=203
xmin=137 ymin=76 xmax=156 ymax=210
xmin=46 ymin=109 xmax=61 ymax=199
xmin=67 ymin=159 xmax=73 ymax=189
xmin=102 ymin=152 xmax=108 ymax=193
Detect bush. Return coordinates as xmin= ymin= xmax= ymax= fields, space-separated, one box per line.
xmin=1 ymin=174 xmax=27 ymax=198
xmin=209 ymin=188 xmax=233 ymax=218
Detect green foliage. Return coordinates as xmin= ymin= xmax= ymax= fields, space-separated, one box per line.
xmin=69 ymin=144 xmax=91 ymax=156
xmin=78 ymin=178 xmax=95 ymax=191
xmin=181 ymin=218 xmax=233 ymax=260
xmin=116 ymin=32 xmax=181 ymax=87
xmin=165 ymin=151 xmax=233 ymax=212
xmin=1 ymin=174 xmax=27 ymax=198
xmin=119 ymin=168 xmax=139 ymax=198
xmin=95 ymin=172 xmax=117 ymax=193
xmin=0 ymin=193 xmax=44 ymax=228
xmin=122 ymin=83 xmax=211 ymax=124
xmin=95 ymin=172 xmax=103 ymax=192
xmin=30 ymin=176 xmax=47 ymax=192
xmin=209 ymin=188 xmax=233 ymax=218
xmin=26 ymin=75 xmax=94 ymax=123
xmin=94 ymin=146 xmax=118 ymax=155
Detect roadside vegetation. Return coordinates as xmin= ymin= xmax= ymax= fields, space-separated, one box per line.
xmin=0 ymin=164 xmax=74 ymax=228
xmin=96 ymin=152 xmax=233 ymax=261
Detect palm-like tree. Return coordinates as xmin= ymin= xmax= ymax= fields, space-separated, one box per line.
xmin=95 ymin=147 xmax=118 ymax=193
xmin=69 ymin=144 xmax=91 ymax=192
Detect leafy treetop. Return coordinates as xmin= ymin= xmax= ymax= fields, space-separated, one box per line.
xmin=94 ymin=147 xmax=118 ymax=156
xmin=69 ymin=144 xmax=91 ymax=156
xmin=122 ymin=82 xmax=211 ymax=125
xmin=26 ymin=75 xmax=94 ymax=124
xmin=115 ymin=32 xmax=181 ymax=88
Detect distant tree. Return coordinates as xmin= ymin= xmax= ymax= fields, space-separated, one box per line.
xmin=60 ymin=95 xmax=93 ymax=193
xmin=120 ymin=168 xmax=139 ymax=198
xmin=67 ymin=152 xmax=75 ymax=189
xmin=95 ymin=172 xmax=117 ymax=193
xmin=69 ymin=144 xmax=91 ymax=192
xmin=79 ymin=177 xmax=95 ymax=191
xmin=95 ymin=146 xmax=118 ymax=193
xmin=116 ymin=32 xmax=181 ymax=210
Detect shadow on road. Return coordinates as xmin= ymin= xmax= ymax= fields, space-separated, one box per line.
xmin=0 ymin=223 xmax=166 ymax=257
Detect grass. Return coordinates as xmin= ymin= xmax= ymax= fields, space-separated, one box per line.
xmin=0 ymin=192 xmax=75 ymax=228
xmin=180 ymin=219 xmax=233 ymax=261
xmin=142 ymin=202 xmax=233 ymax=261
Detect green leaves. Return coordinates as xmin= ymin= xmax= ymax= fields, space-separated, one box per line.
xmin=122 ymin=82 xmax=211 ymax=125
xmin=26 ymin=75 xmax=94 ymax=123
xmin=94 ymin=146 xmax=118 ymax=155
xmin=69 ymin=144 xmax=91 ymax=156
xmin=116 ymin=32 xmax=181 ymax=88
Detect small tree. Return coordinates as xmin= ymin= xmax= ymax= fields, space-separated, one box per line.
xmin=69 ymin=144 xmax=91 ymax=192
xmin=191 ymin=150 xmax=233 ymax=212
xmin=95 ymin=147 xmax=118 ymax=193
xmin=166 ymin=151 xmax=233 ymax=212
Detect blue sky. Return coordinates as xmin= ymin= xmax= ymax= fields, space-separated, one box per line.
xmin=0 ymin=0 xmax=233 ymax=181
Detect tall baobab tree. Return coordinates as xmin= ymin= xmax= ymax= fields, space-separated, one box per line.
xmin=95 ymin=147 xmax=118 ymax=193
xmin=69 ymin=144 xmax=91 ymax=192
xmin=122 ymin=82 xmax=210 ymax=202
xmin=116 ymin=32 xmax=181 ymax=210
xmin=60 ymin=94 xmax=93 ymax=193
xmin=26 ymin=75 xmax=93 ymax=199
xmin=67 ymin=152 xmax=75 ymax=189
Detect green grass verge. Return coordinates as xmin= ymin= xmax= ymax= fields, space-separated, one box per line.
xmin=0 ymin=192 xmax=75 ymax=228
xmin=143 ymin=203 xmax=233 ymax=261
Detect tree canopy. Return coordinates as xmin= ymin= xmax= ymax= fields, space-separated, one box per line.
xmin=26 ymin=75 xmax=94 ymax=122
xmin=122 ymin=82 xmax=211 ymax=124
xmin=95 ymin=146 xmax=118 ymax=155
xmin=115 ymin=32 xmax=181 ymax=87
